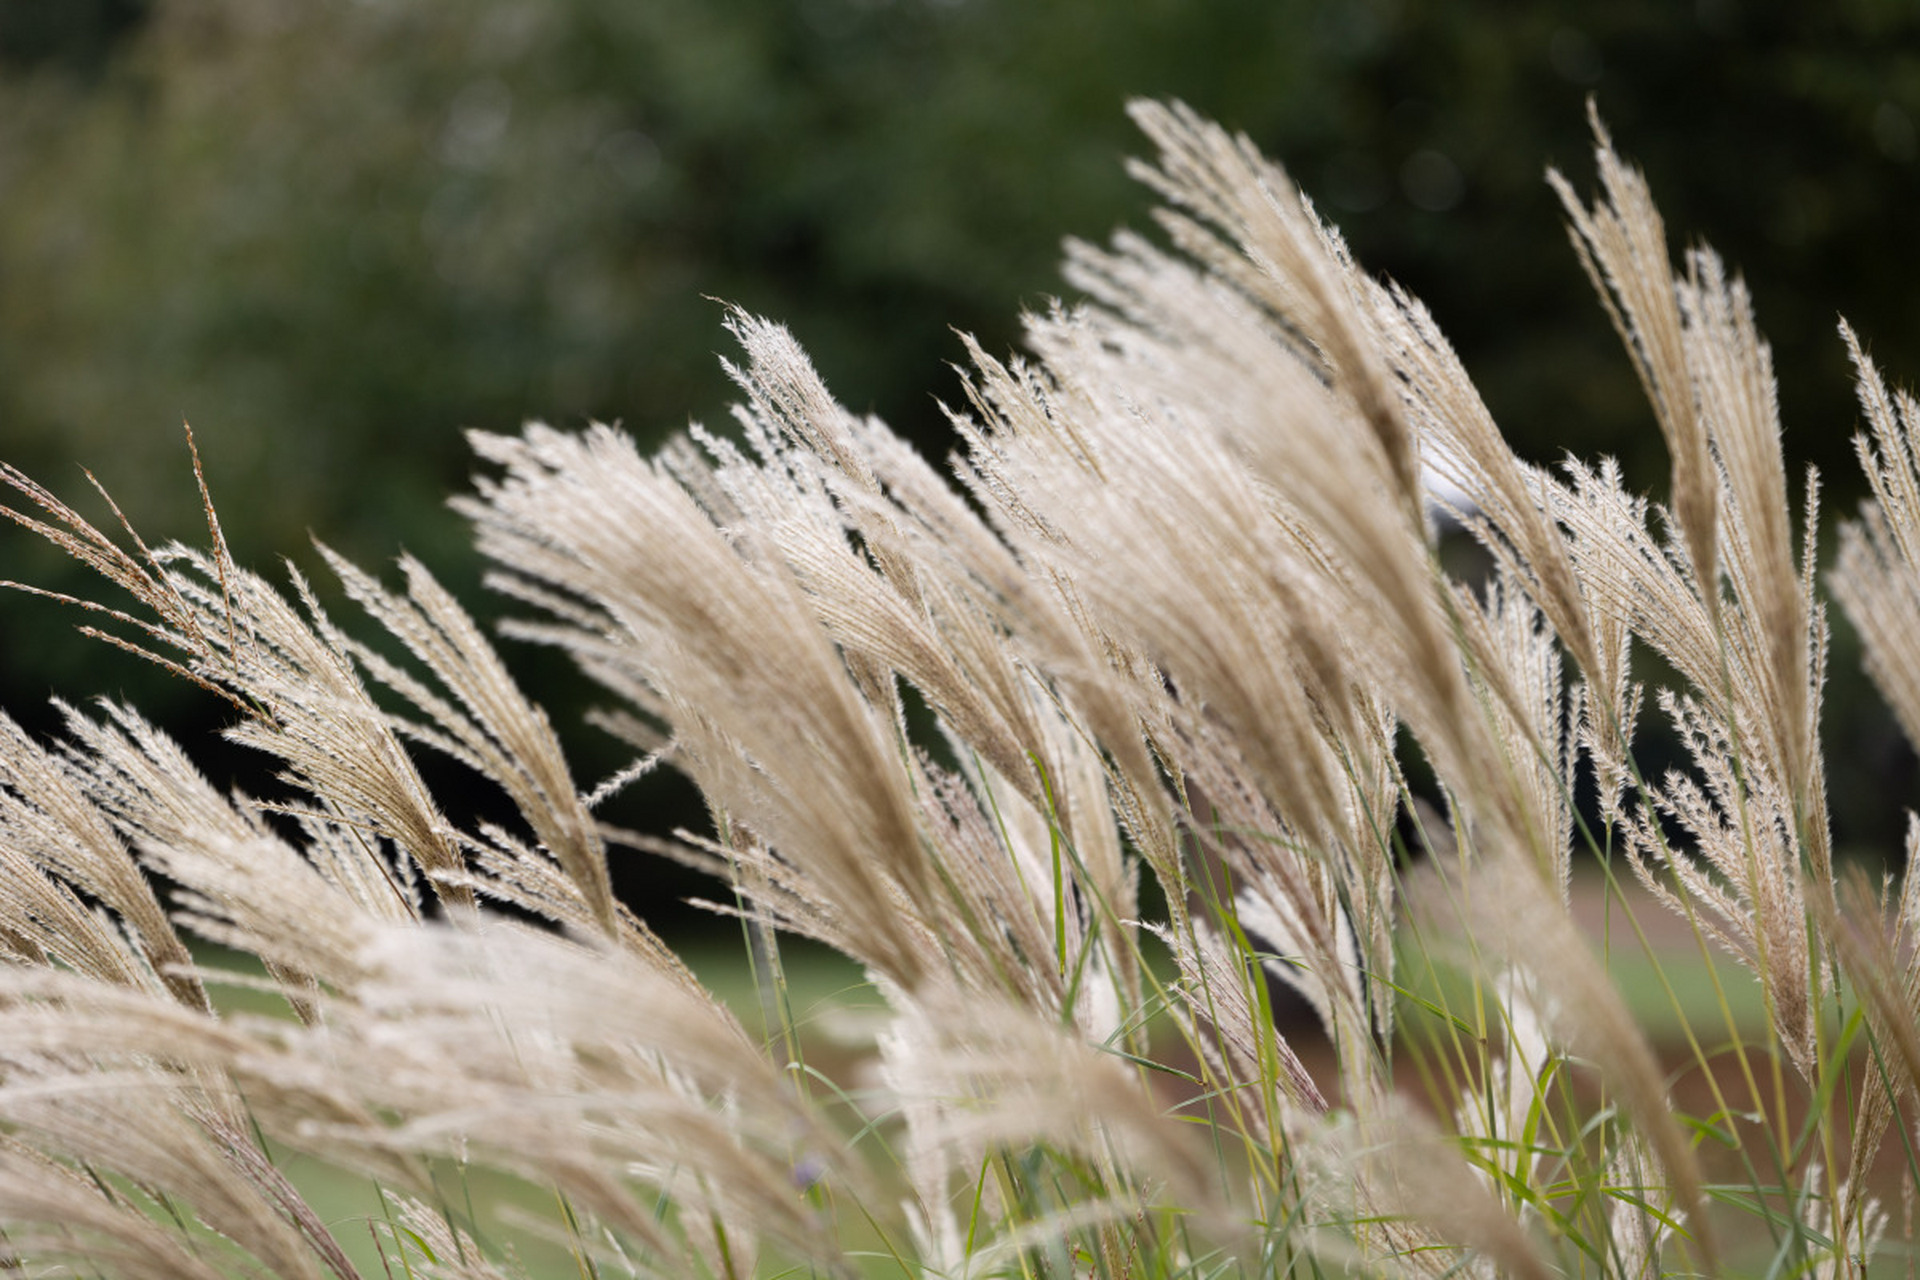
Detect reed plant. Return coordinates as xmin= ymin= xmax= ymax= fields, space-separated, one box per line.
xmin=0 ymin=100 xmax=1915 ymax=1277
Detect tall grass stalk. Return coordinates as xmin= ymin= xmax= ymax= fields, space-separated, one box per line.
xmin=0 ymin=101 xmax=1915 ymax=1277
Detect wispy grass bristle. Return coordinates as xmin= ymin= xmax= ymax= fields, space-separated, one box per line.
xmin=0 ymin=98 xmax=1913 ymax=1278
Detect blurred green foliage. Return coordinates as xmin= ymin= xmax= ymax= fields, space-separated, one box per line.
xmin=0 ymin=0 xmax=146 ymax=73
xmin=0 ymin=0 xmax=1916 ymax=898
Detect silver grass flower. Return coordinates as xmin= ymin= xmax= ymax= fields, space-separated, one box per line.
xmin=0 ymin=97 xmax=1912 ymax=1278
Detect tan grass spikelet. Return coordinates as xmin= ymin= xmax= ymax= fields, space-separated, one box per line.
xmin=0 ymin=1139 xmax=237 ymax=1280
xmin=0 ymin=1057 xmax=350 ymax=1280
xmin=0 ymin=456 xmax=476 ymax=908
xmin=1105 ymin=135 xmax=1480 ymax=769
xmin=1172 ymin=707 xmax=1391 ymax=1104
xmin=1037 ymin=142 xmax=1563 ymax=869
xmin=1147 ymin=915 xmax=1327 ymax=1125
xmin=0 ymin=708 xmax=204 ymax=1009
xmin=675 ymin=723 xmax=1131 ymax=1033
xmin=0 ymin=454 xmax=251 ymax=709
xmin=902 ymin=754 xmax=1081 ymax=1017
xmin=375 ymin=1197 xmax=518 ymax=1280
xmin=1798 ymin=1163 xmax=1888 ymax=1280
xmin=942 ymin=720 xmax=1138 ymax=1037
xmin=951 ymin=303 xmax=1410 ymax=1056
xmin=1123 ymin=99 xmax=1425 ymax=532
xmin=963 ymin=288 xmax=1371 ymax=856
xmin=678 ymin=323 xmax=1066 ymax=828
xmin=1447 ymin=573 xmax=1578 ymax=898
xmin=876 ymin=979 xmax=1229 ymax=1261
xmin=467 ymin=399 xmax=1133 ymax=1017
xmin=1676 ymin=248 xmax=1817 ymax=830
xmin=1553 ymin=371 xmax=1828 ymax=1076
xmin=54 ymin=699 xmax=409 ymax=994
xmin=3 ymin=92 xmax=1917 ymax=1276
xmin=1833 ymin=326 xmax=1920 ymax=754
xmin=463 ymin=422 xmax=947 ymax=991
xmin=1549 ymin=108 xmax=1718 ymax=616
xmin=1819 ymin=862 xmax=1920 ymax=1151
xmin=1233 ymin=860 xmax=1380 ymax=1107
xmin=1049 ymin=227 xmax=1458 ymax=756
xmin=1355 ymin=272 xmax=1606 ymax=702
xmin=1833 ymin=508 xmax=1920 ymax=758
xmin=944 ymin=333 xmax=1280 ymax=908
xmin=312 ymin=914 xmax=850 ymax=1270
xmin=1552 ymin=458 xmax=1651 ymax=827
xmin=1535 ymin=250 xmax=1699 ymax=683
xmin=1331 ymin=1098 xmax=1556 ymax=1280
xmin=0 ymin=785 xmax=180 ymax=1000
xmin=1630 ymin=689 xmax=1819 ymax=1072
xmin=1457 ymin=848 xmax=1717 ymax=1273
xmin=0 ymin=958 xmax=428 ymax=1198
xmin=911 ymin=354 xmax=1188 ymax=919
xmin=1554 ymin=109 xmax=1831 ymax=903
xmin=209 ymin=557 xmax=471 ymax=907
xmin=848 ymin=382 xmax=1180 ymax=908
xmin=315 ymin=547 xmax=627 ymax=941
xmin=1814 ymin=849 xmax=1920 ymax=1267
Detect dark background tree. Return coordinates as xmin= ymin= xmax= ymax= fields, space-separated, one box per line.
xmin=1 ymin=0 xmax=1915 ymax=922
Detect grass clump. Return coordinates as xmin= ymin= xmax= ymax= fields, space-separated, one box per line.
xmin=0 ymin=100 xmax=1916 ymax=1278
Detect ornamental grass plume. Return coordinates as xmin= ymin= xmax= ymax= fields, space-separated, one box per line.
xmin=0 ymin=100 xmax=1917 ymax=1278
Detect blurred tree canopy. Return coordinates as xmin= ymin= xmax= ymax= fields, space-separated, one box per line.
xmin=0 ymin=0 xmax=1916 ymax=899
